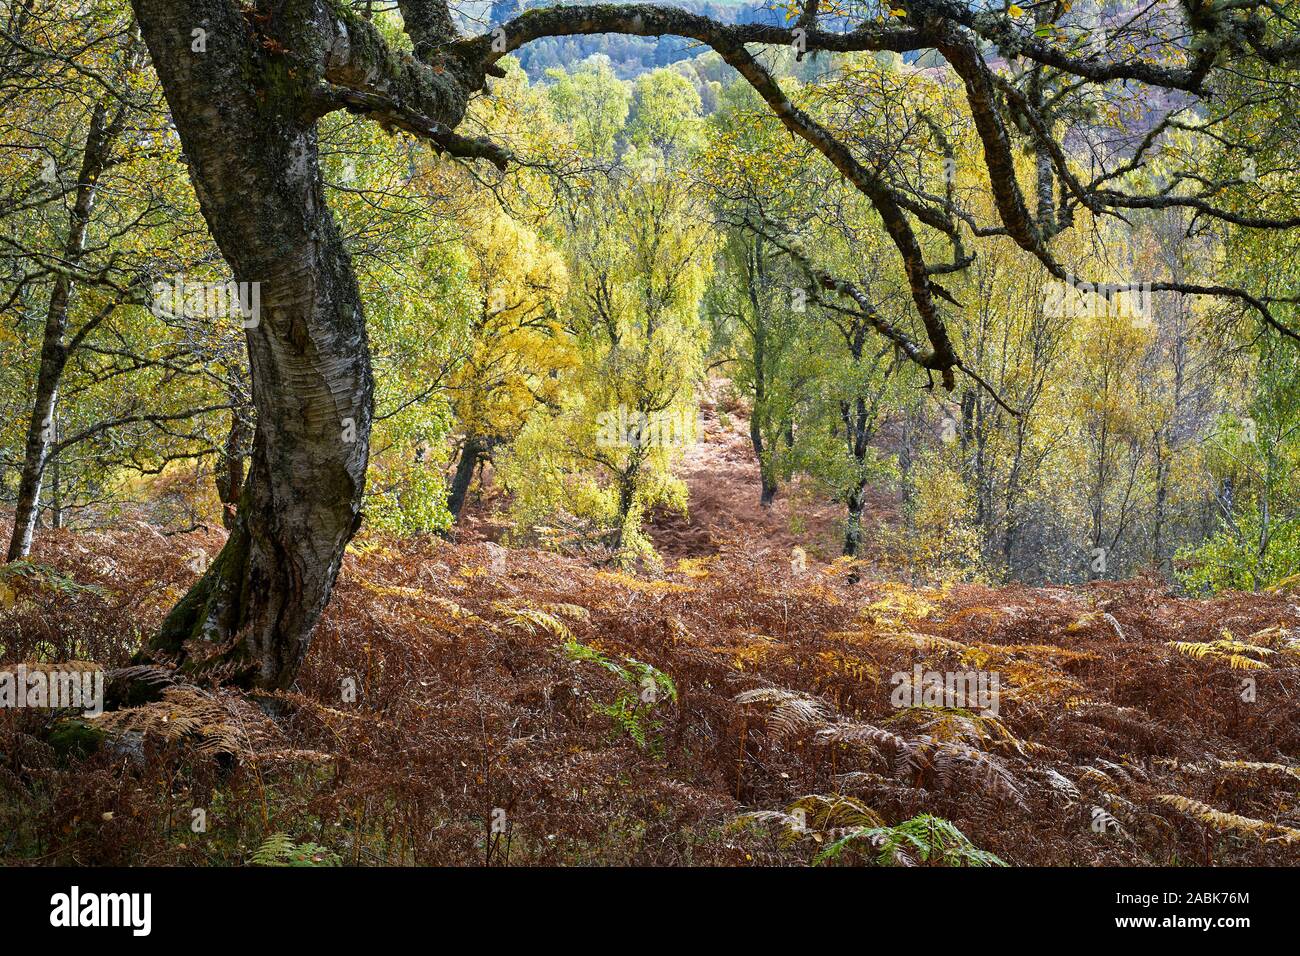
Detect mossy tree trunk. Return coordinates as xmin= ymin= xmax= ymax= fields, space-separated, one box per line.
xmin=133 ymin=0 xmax=379 ymax=688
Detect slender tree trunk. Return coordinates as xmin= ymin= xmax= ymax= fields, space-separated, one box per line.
xmin=747 ymin=237 xmax=778 ymax=508
xmin=843 ymin=483 xmax=866 ymax=556
xmin=749 ymin=414 xmax=777 ymax=506
xmin=1152 ymin=442 xmax=1168 ymax=570
xmin=6 ymin=102 xmax=112 ymax=561
xmin=898 ymin=409 xmax=915 ymax=530
xmin=609 ymin=455 xmax=645 ymax=560
xmin=133 ymin=0 xmax=375 ymax=688
xmin=1003 ymin=424 xmax=1025 ymax=575
xmin=8 ymin=342 xmax=64 ymax=560
xmin=50 ymin=415 xmax=62 ymax=530
xmin=448 ymin=435 xmax=486 ymax=521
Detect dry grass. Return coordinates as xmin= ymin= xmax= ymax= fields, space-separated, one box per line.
xmin=2 ymin=526 xmax=1299 ymax=865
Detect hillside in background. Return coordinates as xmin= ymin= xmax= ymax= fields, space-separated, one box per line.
xmin=471 ymin=0 xmax=850 ymax=78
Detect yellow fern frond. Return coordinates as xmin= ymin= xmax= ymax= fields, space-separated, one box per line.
xmin=539 ymin=602 xmax=591 ymax=622
xmin=673 ymin=557 xmax=713 ymax=579
xmin=493 ymin=603 xmax=573 ymax=641
xmin=1186 ymin=760 xmax=1300 ymax=781
xmin=1156 ymin=795 xmax=1300 ymax=844
xmin=1168 ymin=639 xmax=1272 ymax=669
xmin=595 ymin=571 xmax=693 ymax=594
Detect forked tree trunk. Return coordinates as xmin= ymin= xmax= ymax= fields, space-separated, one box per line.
xmin=841 ymin=390 xmax=874 ymax=557
xmin=132 ymin=0 xmax=374 ymax=688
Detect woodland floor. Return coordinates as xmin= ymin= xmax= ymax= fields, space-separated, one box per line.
xmin=2 ymin=400 xmax=1299 ymax=865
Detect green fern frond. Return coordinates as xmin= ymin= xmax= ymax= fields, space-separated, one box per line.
xmin=814 ymin=813 xmax=1007 ymax=867
xmin=250 ymin=833 xmax=341 ymax=867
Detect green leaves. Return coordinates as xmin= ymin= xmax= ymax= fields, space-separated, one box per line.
xmin=814 ymin=813 xmax=1008 ymax=867
xmin=563 ymin=639 xmax=677 ymax=751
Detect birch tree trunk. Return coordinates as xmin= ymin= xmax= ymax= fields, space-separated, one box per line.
xmin=132 ymin=0 xmax=378 ymax=687
xmin=7 ymin=102 xmax=114 ymax=561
